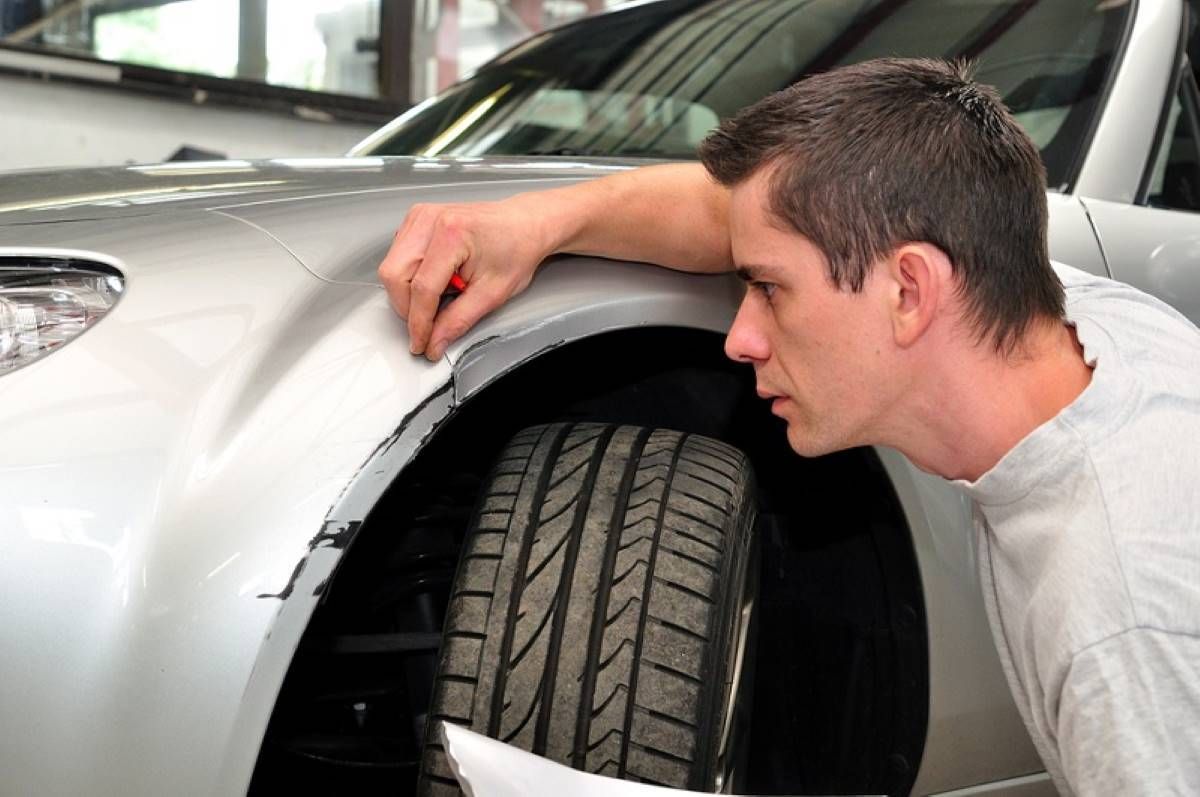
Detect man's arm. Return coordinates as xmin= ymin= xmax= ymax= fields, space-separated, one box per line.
xmin=378 ymin=162 xmax=731 ymax=360
xmin=1057 ymin=628 xmax=1200 ymax=795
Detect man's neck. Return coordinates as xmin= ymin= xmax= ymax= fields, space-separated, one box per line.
xmin=893 ymin=321 xmax=1094 ymax=482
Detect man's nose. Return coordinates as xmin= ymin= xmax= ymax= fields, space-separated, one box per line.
xmin=724 ymin=299 xmax=769 ymax=363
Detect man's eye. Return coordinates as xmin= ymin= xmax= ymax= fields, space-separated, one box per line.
xmin=753 ymin=281 xmax=776 ymax=299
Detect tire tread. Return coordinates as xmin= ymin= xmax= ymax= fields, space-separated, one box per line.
xmin=417 ymin=424 xmax=754 ymax=796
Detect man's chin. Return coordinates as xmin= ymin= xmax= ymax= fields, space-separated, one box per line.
xmin=784 ymin=424 xmax=840 ymax=458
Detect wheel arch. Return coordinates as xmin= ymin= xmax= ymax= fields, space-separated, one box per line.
xmin=251 ymin=317 xmax=930 ymax=795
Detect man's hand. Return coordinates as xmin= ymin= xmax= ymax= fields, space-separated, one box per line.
xmin=379 ymin=199 xmax=551 ymax=361
xmin=378 ymin=164 xmax=732 ymax=361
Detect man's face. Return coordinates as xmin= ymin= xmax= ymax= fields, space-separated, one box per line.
xmin=724 ymin=170 xmax=899 ymax=457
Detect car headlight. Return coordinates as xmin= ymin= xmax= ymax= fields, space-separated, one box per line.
xmin=0 ymin=260 xmax=124 ymax=375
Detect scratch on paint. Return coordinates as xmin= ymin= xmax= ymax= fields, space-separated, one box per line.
xmin=256 ymin=519 xmax=363 ymax=600
xmin=378 ymin=379 xmax=454 ymax=458
xmin=256 ymin=557 xmax=307 ymax=601
xmin=457 ymin=336 xmax=566 ymax=385
xmin=309 ymin=519 xmax=361 ymax=550
xmin=257 ymin=378 xmax=457 ymax=602
xmin=321 ymin=376 xmax=455 ymax=530
xmin=455 ymin=334 xmax=501 ymax=363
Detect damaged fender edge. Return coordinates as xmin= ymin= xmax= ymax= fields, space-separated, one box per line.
xmin=218 ymin=373 xmax=459 ymax=791
xmin=255 ymin=378 xmax=456 ymax=603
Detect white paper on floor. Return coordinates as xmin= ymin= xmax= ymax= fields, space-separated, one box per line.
xmin=440 ymin=721 xmax=875 ymax=797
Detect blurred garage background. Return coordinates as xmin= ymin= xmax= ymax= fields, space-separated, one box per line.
xmin=0 ymin=0 xmax=619 ymax=169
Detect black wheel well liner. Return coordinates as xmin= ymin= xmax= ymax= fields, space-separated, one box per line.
xmin=252 ymin=326 xmax=929 ymax=796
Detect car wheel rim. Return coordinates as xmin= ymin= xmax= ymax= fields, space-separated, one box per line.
xmin=712 ymin=535 xmax=758 ymax=793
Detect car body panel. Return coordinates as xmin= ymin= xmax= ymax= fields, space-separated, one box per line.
xmin=213 ymin=159 xmax=635 ymax=285
xmin=0 ymin=157 xmax=639 ymax=228
xmin=1073 ymin=0 xmax=1182 ymax=204
xmin=0 ymin=210 xmax=451 ymax=794
xmin=875 ymin=450 xmax=1040 ymax=794
xmin=1079 ymin=196 xmax=1200 ymax=324
xmin=1045 ymin=192 xmax=1109 ymax=278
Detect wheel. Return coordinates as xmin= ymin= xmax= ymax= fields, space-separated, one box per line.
xmin=418 ymin=422 xmax=758 ymax=794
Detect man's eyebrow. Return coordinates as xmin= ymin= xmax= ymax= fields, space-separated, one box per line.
xmin=735 ymin=264 xmax=781 ymax=282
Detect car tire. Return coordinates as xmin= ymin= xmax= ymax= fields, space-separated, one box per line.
xmin=417 ymin=422 xmax=758 ymax=794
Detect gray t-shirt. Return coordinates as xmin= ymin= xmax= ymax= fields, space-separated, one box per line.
xmin=956 ymin=264 xmax=1200 ymax=795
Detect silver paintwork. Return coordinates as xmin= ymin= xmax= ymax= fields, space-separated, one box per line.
xmin=0 ymin=157 xmax=636 ymax=227
xmin=927 ymin=773 xmax=1053 ymax=797
xmin=2 ymin=1 xmax=1196 ymax=794
xmin=0 ymin=210 xmax=448 ymax=795
xmin=1078 ymin=196 xmax=1200 ymax=321
xmin=1073 ymin=0 xmax=1182 ymax=203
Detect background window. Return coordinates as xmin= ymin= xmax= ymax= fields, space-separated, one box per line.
xmin=411 ymin=0 xmax=620 ymax=102
xmin=1146 ymin=77 xmax=1200 ymax=213
xmin=1 ymin=0 xmax=382 ymax=99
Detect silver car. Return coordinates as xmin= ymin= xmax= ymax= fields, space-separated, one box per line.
xmin=2 ymin=0 xmax=1197 ymax=795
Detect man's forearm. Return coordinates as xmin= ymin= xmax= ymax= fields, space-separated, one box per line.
xmin=513 ymin=163 xmax=734 ymax=274
xmin=379 ymin=162 xmax=734 ymax=360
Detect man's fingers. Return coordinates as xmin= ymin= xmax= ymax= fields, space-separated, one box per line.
xmin=381 ymin=258 xmax=417 ymax=321
xmin=426 ymin=282 xmax=504 ymax=361
xmin=376 ymin=201 xmax=529 ymax=360
xmin=407 ymin=222 xmax=470 ymax=354
xmin=378 ymin=205 xmax=440 ymax=320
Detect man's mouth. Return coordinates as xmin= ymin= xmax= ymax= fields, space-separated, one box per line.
xmin=757 ymin=387 xmax=790 ymax=415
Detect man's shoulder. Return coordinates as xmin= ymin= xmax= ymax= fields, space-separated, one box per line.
xmin=1082 ymin=436 xmax=1200 ymax=640
xmin=1051 ymin=260 xmax=1200 ymax=341
xmin=1049 ymin=261 xmax=1200 ymax=423
xmin=1050 ymin=260 xmax=1104 ymax=286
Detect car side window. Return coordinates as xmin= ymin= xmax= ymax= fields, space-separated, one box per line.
xmin=1146 ymin=73 xmax=1200 ymax=212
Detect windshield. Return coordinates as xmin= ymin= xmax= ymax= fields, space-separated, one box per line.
xmin=358 ymin=0 xmax=1132 ymax=190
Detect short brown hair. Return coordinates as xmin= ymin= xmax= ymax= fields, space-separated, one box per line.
xmin=699 ymin=57 xmax=1063 ymax=353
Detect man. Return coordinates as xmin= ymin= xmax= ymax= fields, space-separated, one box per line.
xmin=379 ymin=59 xmax=1200 ymax=795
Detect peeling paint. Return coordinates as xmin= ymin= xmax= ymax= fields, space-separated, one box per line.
xmin=455 ymin=336 xmax=566 ymax=402
xmin=257 ymin=556 xmax=307 ymax=601
xmin=379 ymin=379 xmax=455 ymax=458
xmin=323 ymin=376 xmax=456 ymax=519
xmin=258 ymin=333 xmax=565 ymax=604
xmin=257 ymin=519 xmax=365 ymax=600
xmin=269 ymin=381 xmax=457 ymax=604
xmin=455 ymin=334 xmax=501 ymax=363
xmin=309 ymin=519 xmax=361 ymax=550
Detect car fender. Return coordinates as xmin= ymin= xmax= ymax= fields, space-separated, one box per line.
xmin=0 ymin=211 xmax=451 ymax=795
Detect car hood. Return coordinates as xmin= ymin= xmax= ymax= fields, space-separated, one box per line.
xmin=0 ymin=156 xmax=642 ymax=226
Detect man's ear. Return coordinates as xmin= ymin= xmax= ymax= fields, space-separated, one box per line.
xmin=884 ymin=243 xmax=950 ymax=348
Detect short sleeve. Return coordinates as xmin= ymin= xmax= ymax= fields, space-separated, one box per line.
xmin=1057 ymin=628 xmax=1200 ymax=795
